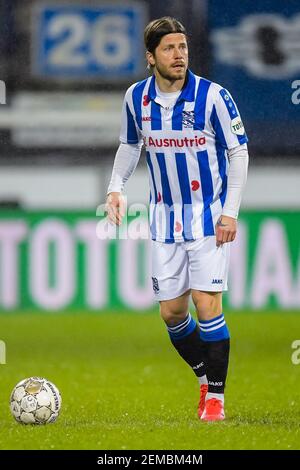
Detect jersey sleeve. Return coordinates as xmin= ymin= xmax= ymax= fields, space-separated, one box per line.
xmin=119 ymin=86 xmax=143 ymax=145
xmin=210 ymin=86 xmax=248 ymax=150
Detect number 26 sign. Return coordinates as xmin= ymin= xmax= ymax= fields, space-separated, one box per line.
xmin=32 ymin=4 xmax=146 ymax=79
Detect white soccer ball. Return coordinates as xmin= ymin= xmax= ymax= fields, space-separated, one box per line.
xmin=10 ymin=377 xmax=62 ymax=425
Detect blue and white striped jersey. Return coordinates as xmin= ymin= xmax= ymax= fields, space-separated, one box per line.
xmin=120 ymin=69 xmax=248 ymax=243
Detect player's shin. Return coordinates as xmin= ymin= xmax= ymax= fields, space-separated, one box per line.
xmin=199 ymin=314 xmax=230 ymax=403
xmin=166 ymin=313 xmax=207 ymax=382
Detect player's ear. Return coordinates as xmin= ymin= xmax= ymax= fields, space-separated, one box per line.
xmin=146 ymin=51 xmax=155 ymax=68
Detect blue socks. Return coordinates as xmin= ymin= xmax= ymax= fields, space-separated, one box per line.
xmin=166 ymin=313 xmax=207 ymax=380
xmin=167 ymin=313 xmax=197 ymax=341
xmin=165 ymin=312 xmax=230 ymax=397
xmin=199 ymin=313 xmax=230 ymax=396
xmin=199 ymin=313 xmax=230 ymax=342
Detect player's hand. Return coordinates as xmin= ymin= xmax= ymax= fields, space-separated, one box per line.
xmin=105 ymin=192 xmax=126 ymax=226
xmin=215 ymin=215 xmax=237 ymax=247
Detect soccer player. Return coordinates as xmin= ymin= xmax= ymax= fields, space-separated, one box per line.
xmin=106 ymin=17 xmax=249 ymax=421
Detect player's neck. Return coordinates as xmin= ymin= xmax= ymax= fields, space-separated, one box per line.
xmin=154 ymin=73 xmax=185 ymax=93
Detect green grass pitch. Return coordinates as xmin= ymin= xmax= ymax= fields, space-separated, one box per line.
xmin=0 ymin=310 xmax=300 ymax=450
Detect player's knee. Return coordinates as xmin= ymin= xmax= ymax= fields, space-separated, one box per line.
xmin=159 ymin=291 xmax=190 ymax=325
xmin=192 ymin=291 xmax=222 ymax=321
xmin=159 ymin=304 xmax=187 ymax=326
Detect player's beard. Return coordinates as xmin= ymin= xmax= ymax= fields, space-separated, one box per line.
xmin=155 ymin=61 xmax=187 ymax=83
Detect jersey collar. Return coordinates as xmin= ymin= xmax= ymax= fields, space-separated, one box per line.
xmin=148 ymin=69 xmax=196 ymax=104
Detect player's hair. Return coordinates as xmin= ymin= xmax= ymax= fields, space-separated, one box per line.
xmin=144 ymin=16 xmax=187 ymax=54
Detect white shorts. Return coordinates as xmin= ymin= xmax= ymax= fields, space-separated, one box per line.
xmin=151 ymin=237 xmax=230 ymax=301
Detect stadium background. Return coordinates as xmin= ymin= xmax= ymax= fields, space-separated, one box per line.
xmin=0 ymin=0 xmax=300 ymax=450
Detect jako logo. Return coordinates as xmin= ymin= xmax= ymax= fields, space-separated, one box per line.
xmin=212 ymin=279 xmax=223 ymax=284
xmin=208 ymin=381 xmax=223 ymax=387
xmin=192 ymin=362 xmax=204 ymax=370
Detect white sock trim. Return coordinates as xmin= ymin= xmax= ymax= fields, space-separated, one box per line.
xmin=198 ymin=375 xmax=208 ymax=386
xmin=206 ymin=392 xmax=224 ymax=404
xmin=167 ymin=313 xmax=191 ymax=332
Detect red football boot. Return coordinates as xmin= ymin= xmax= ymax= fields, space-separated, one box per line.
xmin=200 ymin=398 xmax=225 ymax=421
xmin=197 ymin=384 xmax=208 ymax=418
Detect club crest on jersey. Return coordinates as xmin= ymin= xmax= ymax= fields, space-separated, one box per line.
xmin=182 ymin=111 xmax=195 ymax=128
xmin=152 ymin=277 xmax=160 ymax=294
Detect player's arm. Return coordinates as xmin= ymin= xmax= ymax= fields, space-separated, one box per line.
xmin=106 ymin=142 xmax=142 ymax=225
xmin=216 ymin=143 xmax=249 ymax=246
xmin=106 ymin=85 xmax=143 ymax=226
xmin=211 ymin=86 xmax=249 ymax=246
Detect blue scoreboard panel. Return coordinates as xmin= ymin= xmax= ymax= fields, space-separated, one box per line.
xmin=32 ymin=3 xmax=146 ymax=79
